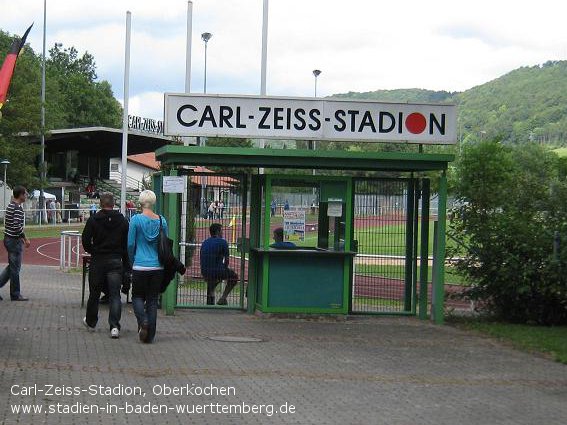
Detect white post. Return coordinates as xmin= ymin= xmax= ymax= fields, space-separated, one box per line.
xmin=67 ymin=234 xmax=71 ymax=271
xmin=185 ymin=1 xmax=193 ymax=93
xmin=260 ymin=0 xmax=268 ymax=97
xmin=60 ymin=233 xmax=64 ymax=270
xmin=39 ymin=0 xmax=47 ymax=225
xmin=180 ymin=1 xmax=193 ymax=264
xmin=259 ymin=0 xmax=269 ymax=174
xmin=120 ymin=11 xmax=132 ymax=215
xmin=75 ymin=234 xmax=80 ymax=268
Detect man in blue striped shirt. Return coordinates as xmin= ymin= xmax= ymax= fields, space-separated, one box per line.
xmin=0 ymin=186 xmax=30 ymax=301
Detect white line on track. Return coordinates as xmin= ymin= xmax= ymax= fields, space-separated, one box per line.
xmin=35 ymin=240 xmax=60 ymax=262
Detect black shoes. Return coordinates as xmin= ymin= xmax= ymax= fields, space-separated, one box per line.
xmin=138 ymin=323 xmax=149 ymax=343
xmin=11 ymin=295 xmax=29 ymax=301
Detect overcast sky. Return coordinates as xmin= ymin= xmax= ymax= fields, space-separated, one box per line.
xmin=3 ymin=0 xmax=566 ymax=120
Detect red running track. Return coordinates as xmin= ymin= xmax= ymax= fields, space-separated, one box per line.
xmin=0 ymin=237 xmax=85 ymax=267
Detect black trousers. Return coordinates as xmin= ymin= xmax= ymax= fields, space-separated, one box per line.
xmin=204 ymin=268 xmax=238 ymax=304
xmin=86 ymin=257 xmax=123 ymax=330
xmin=132 ymin=270 xmax=163 ymax=343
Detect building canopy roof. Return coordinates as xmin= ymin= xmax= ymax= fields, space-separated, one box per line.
xmin=42 ymin=127 xmax=173 ymax=156
xmin=156 ymin=145 xmax=454 ymax=172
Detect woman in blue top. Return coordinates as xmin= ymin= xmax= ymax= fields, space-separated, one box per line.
xmin=127 ymin=190 xmax=168 ymax=343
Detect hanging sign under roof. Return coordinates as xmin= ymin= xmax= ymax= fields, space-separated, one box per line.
xmin=164 ymin=93 xmax=456 ymax=144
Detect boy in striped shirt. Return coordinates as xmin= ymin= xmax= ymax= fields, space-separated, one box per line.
xmin=0 ymin=186 xmax=30 ymax=301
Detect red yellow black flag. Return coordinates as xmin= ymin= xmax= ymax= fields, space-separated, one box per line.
xmin=0 ymin=23 xmax=33 ymax=111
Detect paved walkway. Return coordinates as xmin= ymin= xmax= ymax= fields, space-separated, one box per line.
xmin=0 ymin=265 xmax=566 ymax=425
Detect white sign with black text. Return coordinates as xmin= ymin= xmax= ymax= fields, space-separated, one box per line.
xmin=164 ymin=93 xmax=457 ymax=144
xmin=162 ymin=176 xmax=186 ymax=193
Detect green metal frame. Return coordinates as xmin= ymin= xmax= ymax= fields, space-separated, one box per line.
xmin=432 ymin=171 xmax=448 ymax=324
xmin=156 ymin=146 xmax=453 ymax=172
xmin=419 ymin=179 xmax=431 ymax=320
xmin=247 ymin=175 xmax=262 ymax=314
xmin=412 ymin=177 xmax=420 ymax=316
xmin=152 ymin=145 xmax=452 ymax=323
xmin=404 ymin=178 xmax=415 ymax=312
xmin=161 ymin=168 xmax=179 ymax=316
xmin=349 ymin=177 xmax=416 ymax=317
xmin=174 ymin=171 xmax=248 ymax=310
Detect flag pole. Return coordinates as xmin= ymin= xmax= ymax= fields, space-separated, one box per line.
xmin=180 ymin=1 xmax=193 ymax=264
xmin=39 ymin=0 xmax=47 ymax=224
xmin=120 ymin=11 xmax=131 ymax=215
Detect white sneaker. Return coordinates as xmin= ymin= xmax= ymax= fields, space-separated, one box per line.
xmin=110 ymin=328 xmax=120 ymax=339
xmin=82 ymin=317 xmax=95 ymax=332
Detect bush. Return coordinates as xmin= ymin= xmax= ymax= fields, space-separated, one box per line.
xmin=450 ymin=140 xmax=567 ymax=325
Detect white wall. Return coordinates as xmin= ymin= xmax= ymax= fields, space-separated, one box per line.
xmin=109 ymin=158 xmax=154 ymax=190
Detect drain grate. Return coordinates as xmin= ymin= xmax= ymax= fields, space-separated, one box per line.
xmin=207 ymin=336 xmax=264 ymax=343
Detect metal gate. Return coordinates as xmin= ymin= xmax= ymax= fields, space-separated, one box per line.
xmin=351 ymin=178 xmax=418 ymax=314
xmin=177 ymin=173 xmax=248 ymax=309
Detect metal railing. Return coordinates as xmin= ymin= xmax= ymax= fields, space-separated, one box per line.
xmin=60 ymin=230 xmax=81 ymax=271
xmin=1 ymin=207 xmax=110 ymax=226
xmin=109 ymin=171 xmax=145 ymax=192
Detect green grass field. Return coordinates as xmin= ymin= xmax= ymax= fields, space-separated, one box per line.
xmin=352 ymin=296 xmax=404 ymax=311
xmin=275 ymin=222 xmax=458 ymax=255
xmin=0 ymin=224 xmax=85 ymax=241
xmin=357 ymin=263 xmax=467 ymax=285
xmin=454 ymin=319 xmax=567 ymax=364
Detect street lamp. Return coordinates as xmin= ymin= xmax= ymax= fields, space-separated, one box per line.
xmin=199 ymin=32 xmax=213 ymax=215
xmin=311 ymin=70 xmax=322 ymax=181
xmin=312 ymin=69 xmax=321 ymax=97
xmin=1 ymin=159 xmax=10 ymax=223
xmin=201 ymin=32 xmax=212 ymax=94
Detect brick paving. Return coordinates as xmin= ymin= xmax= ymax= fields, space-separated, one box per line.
xmin=0 ymin=265 xmax=566 ymax=425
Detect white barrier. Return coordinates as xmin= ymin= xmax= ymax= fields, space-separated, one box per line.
xmin=60 ymin=230 xmax=81 ymax=271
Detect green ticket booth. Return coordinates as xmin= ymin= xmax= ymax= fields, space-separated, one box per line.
xmin=253 ymin=176 xmax=355 ymax=314
xmin=155 ymin=146 xmax=453 ymax=323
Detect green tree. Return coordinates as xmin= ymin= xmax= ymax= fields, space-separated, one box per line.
xmin=46 ymin=44 xmax=122 ymax=128
xmin=205 ymin=137 xmax=252 ymax=148
xmin=0 ymin=28 xmax=122 ymax=188
xmin=450 ymin=140 xmax=567 ymax=325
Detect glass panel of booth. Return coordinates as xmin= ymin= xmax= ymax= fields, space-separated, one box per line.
xmin=263 ymin=177 xmax=347 ymax=251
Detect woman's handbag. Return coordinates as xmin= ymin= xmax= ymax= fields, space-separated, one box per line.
xmin=157 ymin=216 xmax=174 ymax=266
xmin=157 ymin=216 xmax=186 ymax=293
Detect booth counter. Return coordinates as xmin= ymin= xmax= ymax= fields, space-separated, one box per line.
xmin=252 ymin=248 xmax=356 ymax=314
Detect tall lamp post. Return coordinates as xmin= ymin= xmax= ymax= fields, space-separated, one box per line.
xmin=1 ymin=159 xmax=9 ymax=223
xmin=201 ymin=32 xmax=212 ymax=94
xmin=312 ymin=69 xmax=321 ymax=97
xmin=311 ymin=70 xmax=321 ymax=181
xmin=199 ymin=32 xmax=212 ymax=151
xmin=200 ymin=32 xmax=212 ymax=217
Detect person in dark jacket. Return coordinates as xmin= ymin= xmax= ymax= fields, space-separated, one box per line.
xmin=81 ymin=192 xmax=130 ymax=339
xmin=200 ymin=223 xmax=238 ymax=305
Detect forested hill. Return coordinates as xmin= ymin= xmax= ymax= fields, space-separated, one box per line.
xmin=332 ymin=88 xmax=454 ymax=104
xmin=332 ymin=61 xmax=567 ymax=145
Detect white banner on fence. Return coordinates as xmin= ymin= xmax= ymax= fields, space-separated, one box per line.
xmin=283 ymin=210 xmax=306 ymax=242
xmin=164 ymin=93 xmax=457 ymax=144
